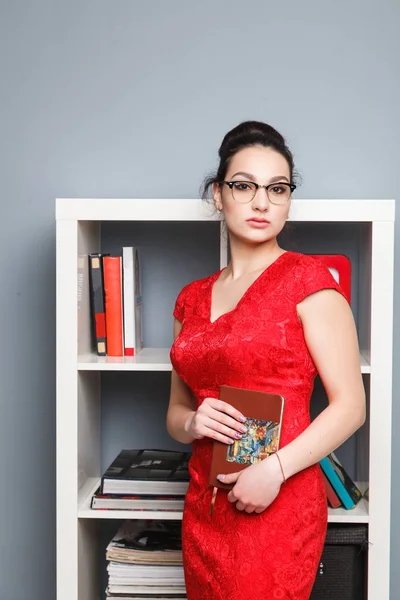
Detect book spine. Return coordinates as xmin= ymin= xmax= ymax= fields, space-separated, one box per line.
xmin=319 ymin=456 xmax=355 ymax=509
xmin=321 ymin=470 xmax=342 ymax=508
xmin=88 ymin=254 xmax=108 ymax=356
xmin=134 ymin=248 xmax=143 ymax=354
xmin=103 ymin=256 xmax=124 ymax=356
xmin=122 ymin=247 xmax=134 ymax=356
xmin=329 ymin=451 xmax=362 ymax=503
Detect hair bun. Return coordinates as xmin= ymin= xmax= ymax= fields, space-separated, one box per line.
xmin=218 ymin=120 xmax=286 ymax=158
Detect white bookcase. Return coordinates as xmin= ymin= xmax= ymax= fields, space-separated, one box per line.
xmin=56 ymin=198 xmax=395 ymax=600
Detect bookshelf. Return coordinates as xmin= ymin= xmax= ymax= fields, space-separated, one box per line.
xmin=56 ymin=198 xmax=395 ymax=600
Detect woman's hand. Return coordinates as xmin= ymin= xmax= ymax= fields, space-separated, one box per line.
xmin=217 ymin=454 xmax=284 ymax=514
xmin=185 ymin=397 xmax=248 ymax=444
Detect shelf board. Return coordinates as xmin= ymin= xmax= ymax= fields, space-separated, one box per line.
xmin=360 ymin=352 xmax=371 ymax=374
xmin=328 ymin=499 xmax=369 ymax=523
xmin=78 ymin=349 xmax=371 ymax=373
xmin=56 ymin=197 xmax=395 ymax=222
xmin=78 ymin=348 xmax=172 ymax=371
xmin=78 ymin=477 xmax=368 ymax=523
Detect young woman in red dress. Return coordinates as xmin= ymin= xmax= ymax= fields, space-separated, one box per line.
xmin=167 ymin=121 xmax=366 ymax=599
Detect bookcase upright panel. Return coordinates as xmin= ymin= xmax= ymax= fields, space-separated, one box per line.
xmin=367 ymin=220 xmax=394 ymax=599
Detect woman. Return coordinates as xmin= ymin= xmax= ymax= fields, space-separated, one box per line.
xmin=167 ymin=121 xmax=365 ymax=599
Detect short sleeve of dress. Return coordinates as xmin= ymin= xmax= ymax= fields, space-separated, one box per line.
xmin=173 ymin=283 xmax=191 ymax=322
xmin=295 ymin=256 xmax=349 ymax=305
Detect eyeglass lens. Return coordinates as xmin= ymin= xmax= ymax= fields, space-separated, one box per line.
xmin=231 ymin=181 xmax=291 ymax=204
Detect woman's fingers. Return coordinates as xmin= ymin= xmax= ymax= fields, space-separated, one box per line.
xmin=202 ymin=425 xmax=235 ymax=445
xmin=207 ymin=398 xmax=247 ymax=424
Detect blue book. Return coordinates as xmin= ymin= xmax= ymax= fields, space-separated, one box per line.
xmin=320 ymin=453 xmax=362 ymax=510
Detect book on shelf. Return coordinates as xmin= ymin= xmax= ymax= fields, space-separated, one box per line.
xmin=107 ymin=596 xmax=186 ymax=600
xmin=209 ymin=385 xmax=285 ymax=489
xmin=319 ymin=451 xmax=362 ymax=510
xmin=88 ymin=247 xmax=143 ymax=358
xmin=106 ymin=520 xmax=183 ymax=565
xmin=107 ymin=587 xmax=187 ymax=597
xmin=103 ymin=256 xmax=124 ymax=356
xmin=105 ymin=520 xmax=186 ymax=599
xmin=90 ymin=488 xmax=185 ymax=511
xmin=88 ymin=253 xmax=110 ymax=355
xmin=321 ymin=470 xmax=342 ymax=509
xmin=100 ymin=449 xmax=191 ymax=496
xmin=122 ymin=246 xmax=143 ymax=356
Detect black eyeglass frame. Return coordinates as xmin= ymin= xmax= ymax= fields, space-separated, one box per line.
xmin=219 ymin=180 xmax=297 ymax=204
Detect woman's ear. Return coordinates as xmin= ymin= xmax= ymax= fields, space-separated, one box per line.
xmin=212 ymin=182 xmax=223 ymax=212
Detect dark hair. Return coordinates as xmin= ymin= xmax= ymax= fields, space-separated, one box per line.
xmin=200 ymin=120 xmax=299 ymax=201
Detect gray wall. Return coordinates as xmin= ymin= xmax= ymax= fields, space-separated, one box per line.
xmin=0 ymin=1 xmax=399 ymax=599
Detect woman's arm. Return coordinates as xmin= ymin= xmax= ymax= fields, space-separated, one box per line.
xmin=276 ymin=287 xmax=366 ymax=479
xmin=219 ymin=287 xmax=366 ymax=513
xmin=166 ymin=319 xmax=198 ymax=444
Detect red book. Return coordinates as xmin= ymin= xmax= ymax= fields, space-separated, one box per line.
xmin=103 ymin=256 xmax=124 ymax=356
xmin=309 ymin=254 xmax=351 ymax=303
xmin=321 ymin=469 xmax=342 ymax=508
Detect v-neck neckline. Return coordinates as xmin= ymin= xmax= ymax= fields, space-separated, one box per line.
xmin=208 ymin=251 xmax=292 ymax=325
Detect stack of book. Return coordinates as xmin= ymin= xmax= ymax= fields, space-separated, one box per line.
xmin=320 ymin=451 xmax=363 ymax=510
xmin=88 ymin=247 xmax=143 ymax=357
xmin=105 ymin=519 xmax=187 ymax=599
xmin=91 ymin=449 xmax=191 ymax=513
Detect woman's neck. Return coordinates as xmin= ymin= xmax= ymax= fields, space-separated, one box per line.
xmin=226 ymin=236 xmax=286 ymax=280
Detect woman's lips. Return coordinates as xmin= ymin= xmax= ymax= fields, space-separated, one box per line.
xmin=246 ymin=219 xmax=270 ymax=229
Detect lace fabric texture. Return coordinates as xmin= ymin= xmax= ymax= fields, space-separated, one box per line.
xmin=170 ymin=251 xmax=347 ymax=599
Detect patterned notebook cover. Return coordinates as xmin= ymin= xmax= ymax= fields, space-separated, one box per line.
xmin=209 ymin=385 xmax=285 ymax=489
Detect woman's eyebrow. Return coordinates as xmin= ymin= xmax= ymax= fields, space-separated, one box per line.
xmin=230 ymin=172 xmax=290 ymax=183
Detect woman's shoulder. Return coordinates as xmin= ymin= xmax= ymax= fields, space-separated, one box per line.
xmin=285 ymin=252 xmax=347 ymax=303
xmin=172 ymin=271 xmax=216 ymax=321
xmin=288 ymin=251 xmax=328 ymax=270
xmin=176 ymin=270 xmax=218 ymax=297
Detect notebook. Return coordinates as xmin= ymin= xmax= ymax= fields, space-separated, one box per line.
xmin=209 ymin=385 xmax=285 ymax=490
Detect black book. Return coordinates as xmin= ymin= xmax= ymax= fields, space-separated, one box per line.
xmin=100 ymin=449 xmax=191 ymax=496
xmin=88 ymin=253 xmax=109 ymax=356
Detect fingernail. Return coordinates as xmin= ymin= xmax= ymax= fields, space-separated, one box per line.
xmin=228 ymin=439 xmax=234 ymax=444
xmin=239 ymin=416 xmax=247 ymax=423
xmin=235 ymin=432 xmax=242 ymax=439
xmin=217 ymin=474 xmax=225 ymax=481
xmin=239 ymin=426 xmax=247 ymax=433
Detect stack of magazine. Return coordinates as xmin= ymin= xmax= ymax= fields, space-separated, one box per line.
xmin=91 ymin=449 xmax=191 ymax=513
xmin=105 ymin=519 xmax=187 ymax=599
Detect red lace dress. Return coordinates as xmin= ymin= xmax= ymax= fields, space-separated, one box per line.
xmin=170 ymin=251 xmax=346 ymax=600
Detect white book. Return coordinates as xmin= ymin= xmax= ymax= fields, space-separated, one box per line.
xmin=122 ymin=247 xmax=143 ymax=356
xmin=107 ymin=596 xmax=186 ymax=599
xmin=107 ymin=596 xmax=186 ymax=600
xmin=107 ymin=585 xmax=186 ymax=595
xmin=107 ymin=585 xmax=187 ymax=595
xmin=108 ymin=562 xmax=184 ymax=578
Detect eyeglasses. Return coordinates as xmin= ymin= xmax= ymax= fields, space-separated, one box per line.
xmin=220 ymin=180 xmax=296 ymax=205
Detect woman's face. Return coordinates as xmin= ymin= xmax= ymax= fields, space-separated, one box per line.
xmin=213 ymin=145 xmax=292 ymax=245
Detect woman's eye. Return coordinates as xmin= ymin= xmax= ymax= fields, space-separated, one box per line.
xmin=271 ymin=185 xmax=284 ymax=193
xmin=233 ymin=182 xmax=251 ymax=190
